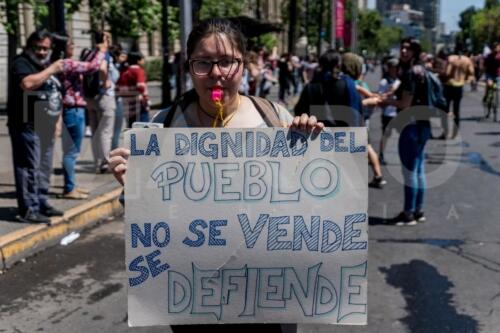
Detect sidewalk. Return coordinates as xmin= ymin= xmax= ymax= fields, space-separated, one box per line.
xmin=0 ymin=81 xmax=170 ymax=270
xmin=0 ymin=81 xmax=298 ymax=270
xmin=0 ymin=116 xmax=123 ymax=270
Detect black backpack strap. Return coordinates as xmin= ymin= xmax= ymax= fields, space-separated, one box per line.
xmin=247 ymin=95 xmax=283 ymax=127
xmin=163 ymin=89 xmax=199 ymax=127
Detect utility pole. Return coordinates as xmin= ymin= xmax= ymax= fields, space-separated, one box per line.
xmin=161 ymin=0 xmax=172 ymax=107
xmin=351 ymin=0 xmax=358 ymax=53
xmin=331 ymin=0 xmax=336 ymax=50
xmin=305 ymin=0 xmax=309 ymax=57
xmin=51 ymin=0 xmax=66 ymax=33
xmin=317 ymin=0 xmax=324 ymax=55
xmin=180 ymin=0 xmax=193 ymax=93
xmin=288 ymin=0 xmax=297 ymax=54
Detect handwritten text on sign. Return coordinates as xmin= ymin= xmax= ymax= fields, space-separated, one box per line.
xmin=125 ymin=128 xmax=368 ymax=326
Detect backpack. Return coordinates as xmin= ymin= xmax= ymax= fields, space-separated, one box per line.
xmin=425 ymin=70 xmax=447 ymax=113
xmin=82 ymin=50 xmax=109 ymax=98
xmin=162 ymin=90 xmax=283 ymax=127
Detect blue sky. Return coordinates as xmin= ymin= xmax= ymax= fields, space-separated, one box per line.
xmin=367 ymin=0 xmax=485 ymax=33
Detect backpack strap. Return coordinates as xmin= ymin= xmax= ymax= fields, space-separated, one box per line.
xmin=247 ymin=95 xmax=284 ymax=127
xmin=163 ymin=89 xmax=199 ymax=127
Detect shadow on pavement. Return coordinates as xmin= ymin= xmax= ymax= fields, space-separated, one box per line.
xmin=380 ymin=260 xmax=480 ymax=333
xmin=0 ymin=207 xmax=20 ymax=222
xmin=368 ymin=216 xmax=388 ymax=225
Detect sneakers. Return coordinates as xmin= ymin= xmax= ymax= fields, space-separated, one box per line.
xmin=18 ymin=211 xmax=51 ymax=224
xmin=414 ymin=211 xmax=426 ymax=223
xmin=369 ymin=176 xmax=387 ymax=189
xmin=40 ymin=205 xmax=64 ymax=217
xmin=60 ymin=189 xmax=89 ymax=200
xmin=390 ymin=212 xmax=417 ymax=226
xmin=75 ymin=187 xmax=90 ymax=195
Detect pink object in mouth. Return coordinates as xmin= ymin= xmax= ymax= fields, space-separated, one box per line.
xmin=211 ymin=87 xmax=223 ymax=102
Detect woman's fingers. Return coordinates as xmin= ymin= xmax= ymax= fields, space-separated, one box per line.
xmin=291 ymin=114 xmax=324 ymax=134
xmin=109 ymin=148 xmax=130 ymax=186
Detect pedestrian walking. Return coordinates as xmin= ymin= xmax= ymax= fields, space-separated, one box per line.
xmin=51 ymin=32 xmax=108 ymax=199
xmin=341 ymin=52 xmax=386 ymax=188
xmin=7 ymin=29 xmax=65 ymax=223
xmin=383 ymin=38 xmax=433 ymax=226
xmin=109 ymin=18 xmax=323 ymax=333
xmin=82 ymin=32 xmax=118 ymax=174
xmin=443 ymin=44 xmax=475 ymax=138
xmin=110 ymin=45 xmax=128 ymax=150
xmin=378 ymin=57 xmax=401 ymax=165
xmin=117 ymin=51 xmax=150 ymax=128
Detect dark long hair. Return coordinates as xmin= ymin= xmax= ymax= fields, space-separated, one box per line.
xmin=186 ymin=18 xmax=247 ymax=62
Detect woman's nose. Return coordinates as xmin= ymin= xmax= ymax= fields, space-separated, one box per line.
xmin=209 ymin=63 xmax=223 ymax=78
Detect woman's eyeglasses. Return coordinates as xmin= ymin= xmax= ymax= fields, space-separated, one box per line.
xmin=189 ymin=58 xmax=242 ymax=76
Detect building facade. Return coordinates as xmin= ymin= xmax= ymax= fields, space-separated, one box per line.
xmin=377 ymin=0 xmax=440 ymax=29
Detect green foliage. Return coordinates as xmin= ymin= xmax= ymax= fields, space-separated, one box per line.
xmin=0 ymin=0 xmax=50 ymax=34
xmin=374 ymin=26 xmax=403 ymax=55
xmin=485 ymin=0 xmax=499 ymax=9
xmin=456 ymin=2 xmax=500 ymax=52
xmin=357 ymin=10 xmax=400 ymax=56
xmin=253 ymin=33 xmax=277 ymax=51
xmin=471 ymin=5 xmax=500 ymax=48
xmin=358 ymin=10 xmax=382 ymax=48
xmin=199 ymin=0 xmax=246 ymax=19
xmin=167 ymin=6 xmax=180 ymax=49
xmin=89 ymin=0 xmax=162 ymax=38
xmin=144 ymin=57 xmax=162 ymax=81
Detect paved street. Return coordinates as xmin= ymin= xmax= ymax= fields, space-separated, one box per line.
xmin=1 ymin=71 xmax=499 ymax=332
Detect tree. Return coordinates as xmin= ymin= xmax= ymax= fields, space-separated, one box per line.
xmin=357 ymin=10 xmax=382 ymax=55
xmin=198 ymin=0 xmax=246 ymax=20
xmin=485 ymin=0 xmax=499 ymax=9
xmin=456 ymin=6 xmax=477 ymax=51
xmin=471 ymin=5 xmax=500 ymax=48
xmin=87 ymin=0 xmax=162 ymax=39
xmin=375 ymin=26 xmax=402 ymax=55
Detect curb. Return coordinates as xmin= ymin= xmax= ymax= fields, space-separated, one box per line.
xmin=0 ymin=188 xmax=123 ymax=270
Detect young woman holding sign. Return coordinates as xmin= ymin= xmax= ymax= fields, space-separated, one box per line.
xmin=109 ymin=18 xmax=323 ymax=333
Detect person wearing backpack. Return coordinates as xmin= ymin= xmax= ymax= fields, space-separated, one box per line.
xmin=108 ymin=18 xmax=322 ymax=333
xmin=294 ymin=49 xmax=363 ymax=127
xmin=83 ymin=32 xmax=118 ymax=174
xmin=383 ymin=38 xmax=433 ymax=226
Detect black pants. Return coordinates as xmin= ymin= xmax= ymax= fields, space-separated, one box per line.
xmin=444 ymin=85 xmax=463 ymax=132
xmin=9 ymin=121 xmax=57 ymax=216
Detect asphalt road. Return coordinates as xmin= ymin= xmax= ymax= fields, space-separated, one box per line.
xmin=1 ymin=74 xmax=499 ymax=333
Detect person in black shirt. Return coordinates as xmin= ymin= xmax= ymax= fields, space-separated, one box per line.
xmin=294 ymin=49 xmax=363 ymax=127
xmin=7 ymin=29 xmax=65 ymax=223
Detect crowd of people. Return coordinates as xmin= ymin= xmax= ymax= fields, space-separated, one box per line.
xmin=7 ymin=29 xmax=151 ymax=223
xmin=6 ymin=20 xmax=500 ymax=229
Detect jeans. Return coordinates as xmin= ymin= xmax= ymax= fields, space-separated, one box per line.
xmin=86 ymin=94 xmax=116 ymax=169
xmin=398 ymin=123 xmax=431 ymax=214
xmin=9 ymin=121 xmax=56 ymax=215
xmin=62 ymin=107 xmax=85 ymax=193
xmin=112 ymin=96 xmax=124 ymax=150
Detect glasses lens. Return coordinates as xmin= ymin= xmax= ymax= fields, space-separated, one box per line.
xmin=218 ymin=59 xmax=239 ymax=75
xmin=193 ymin=60 xmax=212 ymax=75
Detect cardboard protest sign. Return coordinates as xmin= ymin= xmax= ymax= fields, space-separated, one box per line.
xmin=125 ymin=127 xmax=368 ymax=326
